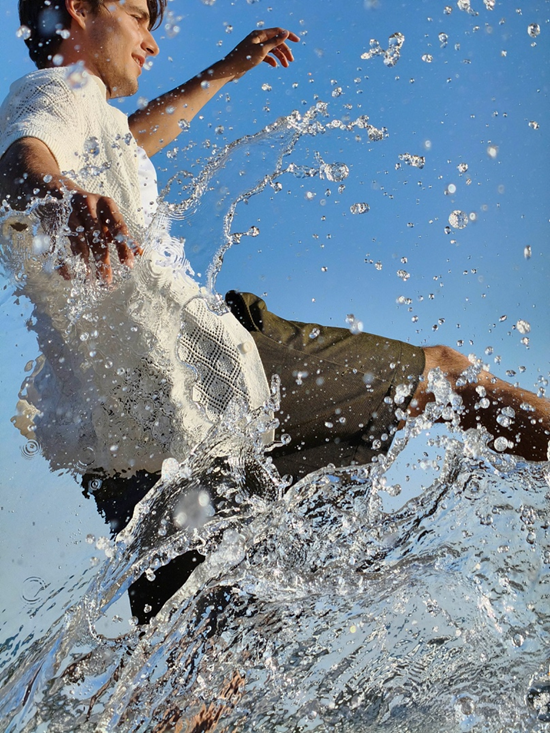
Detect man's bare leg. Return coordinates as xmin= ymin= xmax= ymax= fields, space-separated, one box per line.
xmin=407 ymin=345 xmax=550 ymax=461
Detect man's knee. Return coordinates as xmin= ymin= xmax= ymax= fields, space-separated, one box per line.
xmin=422 ymin=344 xmax=470 ymax=380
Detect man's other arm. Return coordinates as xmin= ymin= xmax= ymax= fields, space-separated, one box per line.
xmin=129 ymin=28 xmax=299 ymax=157
xmin=0 ymin=138 xmax=138 ymax=283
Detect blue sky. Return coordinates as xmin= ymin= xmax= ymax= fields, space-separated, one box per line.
xmin=0 ymin=0 xmax=548 ymax=627
xmin=1 ymin=0 xmax=548 ymax=380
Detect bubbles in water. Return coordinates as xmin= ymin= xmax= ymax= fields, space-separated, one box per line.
xmin=399 ymin=152 xmax=425 ymax=169
xmin=528 ymin=120 xmax=540 ymax=130
xmin=527 ymin=23 xmax=540 ymax=38
xmin=350 ymin=202 xmax=370 ymax=214
xmin=516 ymin=319 xmax=531 ymax=334
xmin=16 ymin=25 xmax=31 ymax=40
xmin=449 ymin=210 xmax=468 ymax=229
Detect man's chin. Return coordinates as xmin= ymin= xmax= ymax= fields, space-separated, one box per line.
xmin=109 ymin=79 xmax=139 ymax=99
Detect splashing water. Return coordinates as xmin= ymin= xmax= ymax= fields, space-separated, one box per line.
xmin=0 ymin=105 xmax=549 ymax=733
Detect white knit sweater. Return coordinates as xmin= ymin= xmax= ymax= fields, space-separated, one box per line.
xmin=0 ymin=66 xmax=145 ymax=239
xmin=0 ymin=66 xmax=271 ymax=476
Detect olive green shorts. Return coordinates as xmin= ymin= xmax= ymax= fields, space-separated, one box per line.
xmin=226 ymin=291 xmax=426 ymax=479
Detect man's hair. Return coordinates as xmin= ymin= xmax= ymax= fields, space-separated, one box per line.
xmin=18 ymin=0 xmax=167 ymax=69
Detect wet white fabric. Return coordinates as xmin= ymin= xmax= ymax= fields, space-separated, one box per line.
xmin=1 ymin=68 xmax=271 ymax=477
xmin=0 ymin=66 xmax=145 ymax=240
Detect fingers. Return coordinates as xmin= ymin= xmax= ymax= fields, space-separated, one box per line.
xmin=65 ymin=192 xmax=139 ymax=284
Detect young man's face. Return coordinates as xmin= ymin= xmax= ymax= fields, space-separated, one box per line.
xmin=81 ymin=0 xmax=159 ymax=98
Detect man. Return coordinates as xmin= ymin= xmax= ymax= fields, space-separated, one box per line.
xmin=1 ymin=0 xmax=548 ymax=621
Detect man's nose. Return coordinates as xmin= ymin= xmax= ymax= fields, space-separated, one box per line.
xmin=143 ymin=29 xmax=159 ymax=57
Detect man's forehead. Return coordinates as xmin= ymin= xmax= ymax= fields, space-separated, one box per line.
xmin=105 ymin=0 xmax=151 ymax=19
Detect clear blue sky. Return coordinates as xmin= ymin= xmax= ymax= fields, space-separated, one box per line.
xmin=0 ymin=0 xmax=548 ymax=631
xmin=1 ymin=0 xmax=548 ymax=382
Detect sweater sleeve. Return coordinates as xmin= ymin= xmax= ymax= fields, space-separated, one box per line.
xmin=0 ymin=72 xmax=86 ymax=173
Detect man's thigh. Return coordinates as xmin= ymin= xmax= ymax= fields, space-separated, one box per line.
xmin=226 ymin=291 xmax=425 ymax=479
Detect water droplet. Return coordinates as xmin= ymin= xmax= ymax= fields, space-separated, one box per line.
xmin=16 ymin=25 xmax=31 ymax=40
xmin=65 ymin=61 xmax=89 ymax=90
xmin=201 ymin=80 xmax=210 ymax=89
xmin=350 ymin=202 xmax=370 ymax=214
xmin=422 ymin=54 xmax=433 ymax=63
xmin=309 ymin=327 xmax=320 ymax=339
xmin=145 ymin=568 xmax=156 ymax=582
xmin=527 ymin=23 xmax=540 ymax=38
xmin=457 ymin=0 xmax=473 ymax=12
xmin=32 ymin=234 xmax=50 ymax=255
xmin=448 ymin=210 xmax=468 ymax=229
xmin=84 ymin=136 xmax=100 ymax=157
xmin=457 ymin=162 xmax=468 ymax=173
xmin=261 ymin=83 xmax=272 ymax=92
xmin=439 ymin=32 xmax=449 ymax=47
xmin=345 ymin=314 xmax=363 ymax=334
xmin=399 ymin=153 xmax=425 ymax=169
xmin=444 ymin=5 xmax=453 ymax=13
xmin=528 ymin=120 xmax=540 ymax=130
xmin=52 ymin=54 xmax=64 ymax=66
xmin=484 ymin=0 xmax=495 ymax=8
xmin=487 ymin=144 xmax=498 ymax=159
xmin=331 ymin=86 xmax=343 ymax=97
xmin=397 ymin=269 xmax=410 ymax=281
xmin=524 ymin=245 xmax=532 ymax=259
xmin=494 ymin=437 xmax=510 ymax=452
xmin=21 ymin=439 xmax=40 ymax=459
xmin=21 ymin=577 xmax=47 ymax=603
xmin=516 ymin=319 xmax=530 ymax=334
xmin=320 ymin=162 xmax=349 ymax=182
xmin=447 ymin=183 xmax=457 ymax=195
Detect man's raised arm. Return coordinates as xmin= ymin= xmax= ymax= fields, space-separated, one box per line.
xmin=129 ymin=28 xmax=299 ymax=157
xmin=0 ymin=138 xmax=138 ymax=284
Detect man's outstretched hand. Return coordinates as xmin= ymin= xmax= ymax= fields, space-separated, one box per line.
xmin=221 ymin=28 xmax=300 ymax=79
xmin=61 ymin=190 xmax=140 ymax=284
xmin=0 ymin=138 xmax=140 ymax=285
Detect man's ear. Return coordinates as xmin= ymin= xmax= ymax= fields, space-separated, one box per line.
xmin=65 ymin=0 xmax=91 ymax=31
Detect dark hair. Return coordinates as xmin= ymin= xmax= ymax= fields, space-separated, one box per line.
xmin=18 ymin=0 xmax=166 ymax=69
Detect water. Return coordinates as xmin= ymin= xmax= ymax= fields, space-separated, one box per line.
xmin=0 ymin=101 xmax=548 ymax=732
